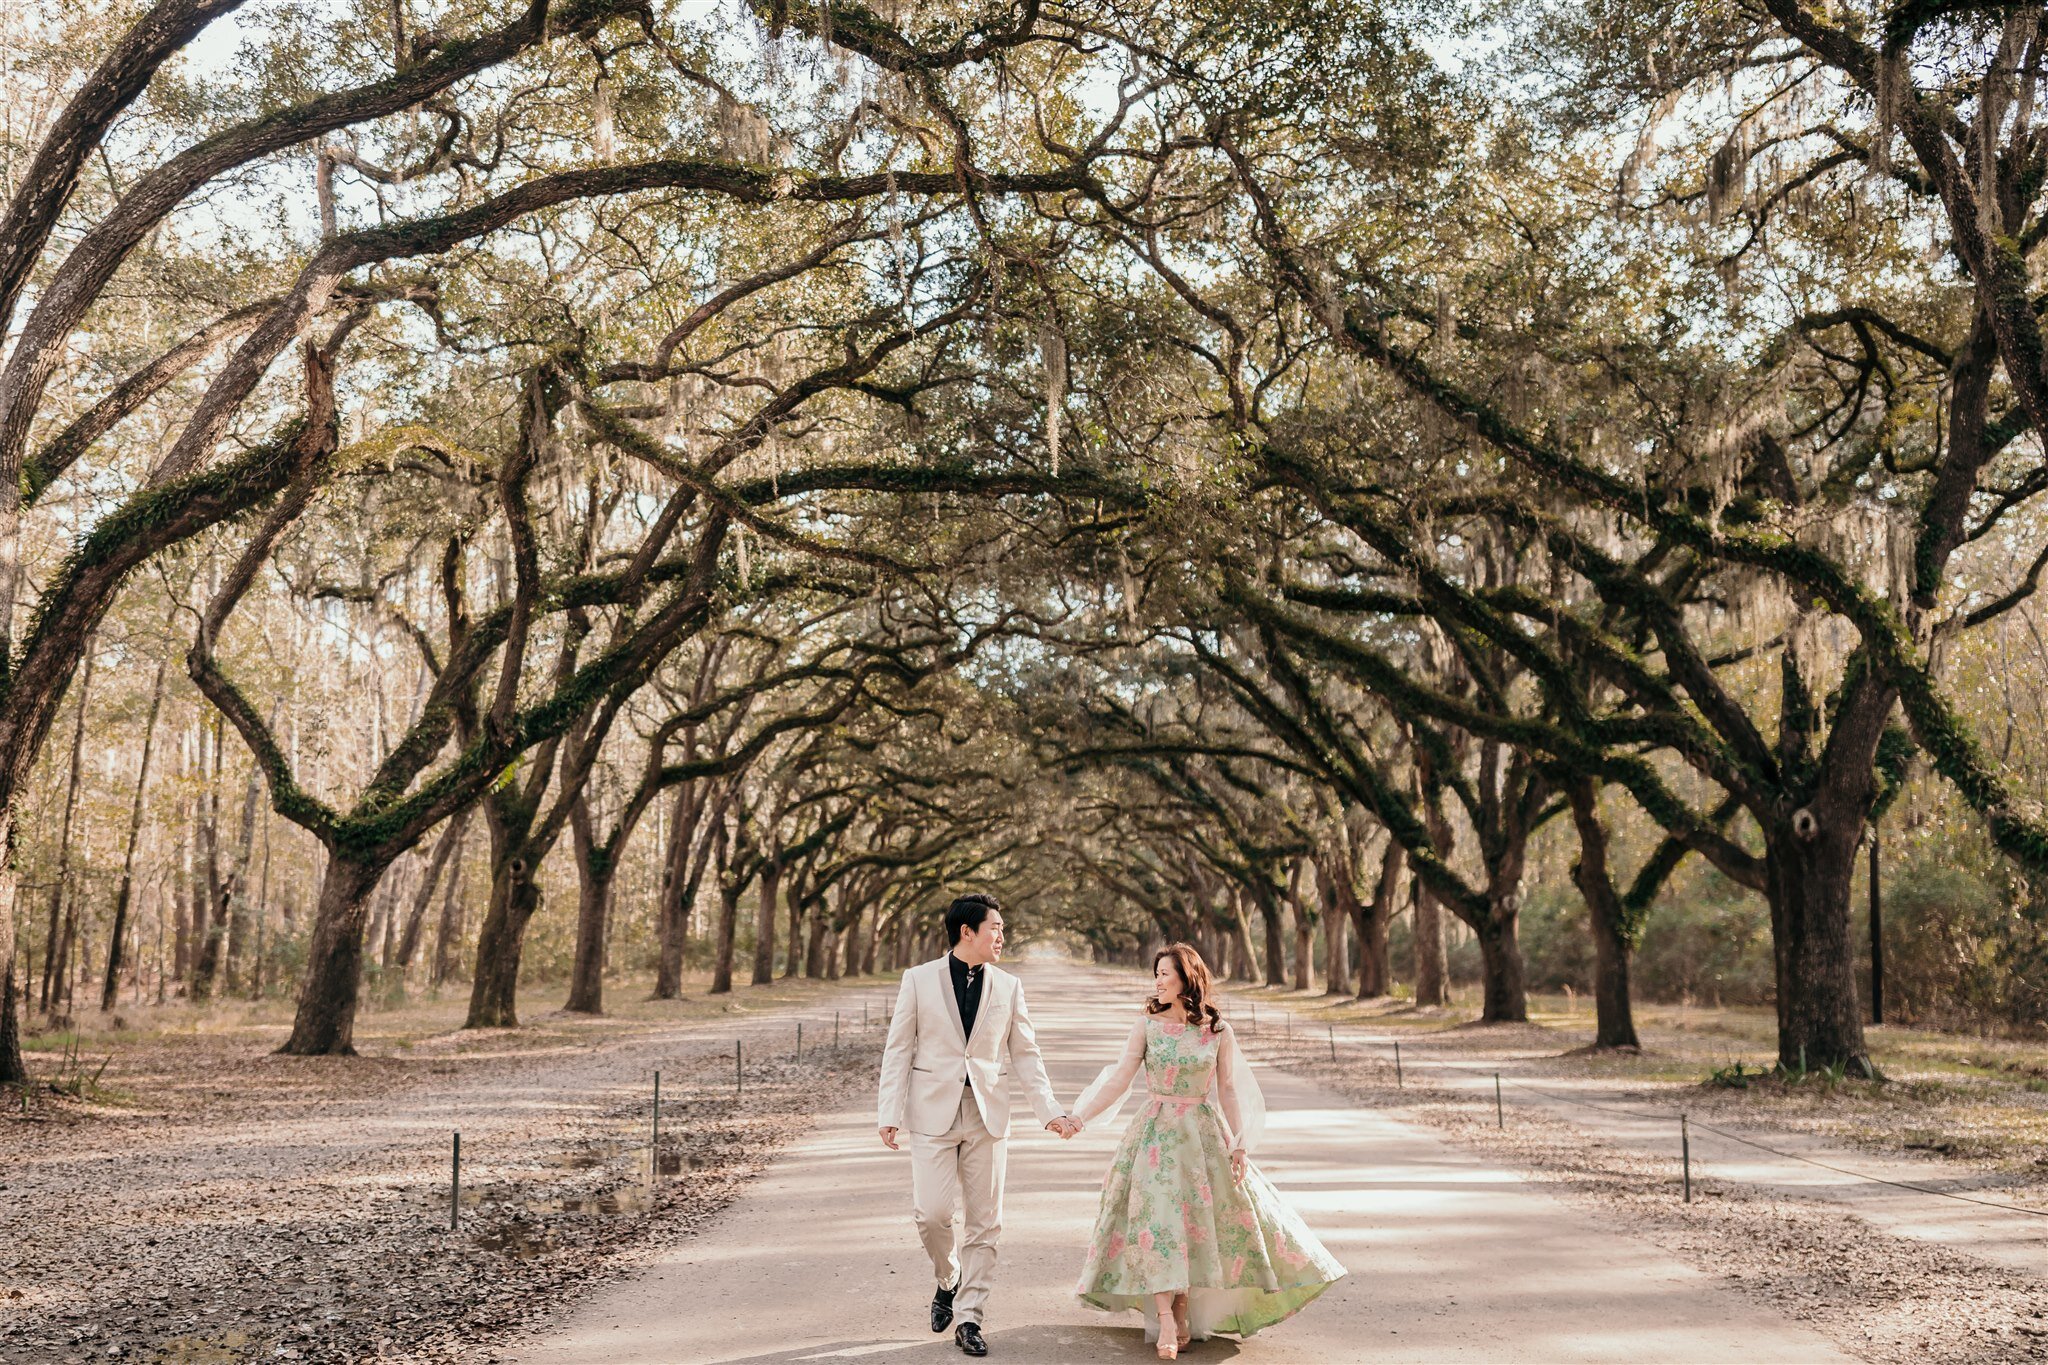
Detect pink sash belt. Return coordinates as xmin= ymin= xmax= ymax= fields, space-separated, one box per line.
xmin=1142 ymin=1093 xmax=1208 ymax=1117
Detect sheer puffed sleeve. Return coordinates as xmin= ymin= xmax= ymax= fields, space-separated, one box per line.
xmin=1212 ymin=1022 xmax=1266 ymax=1153
xmin=1071 ymin=1017 xmax=1147 ymax=1130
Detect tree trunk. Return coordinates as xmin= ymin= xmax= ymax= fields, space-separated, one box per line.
xmin=467 ymin=853 xmax=540 ymax=1029
xmin=1292 ymin=918 xmax=1314 ymax=993
xmin=1230 ymin=893 xmax=1260 ymax=983
xmin=653 ymin=788 xmax=693 ymax=999
xmin=0 ymin=802 xmax=24 ymax=1084
xmin=397 ymin=810 xmax=470 ymax=986
xmin=711 ymin=875 xmax=742 ymax=995
xmin=189 ymin=716 xmax=227 ymax=1002
xmin=894 ymin=906 xmax=914 ymax=971
xmin=563 ymin=787 xmax=610 ymax=1017
xmin=564 ymin=843 xmax=613 ymax=1015
xmin=47 ymin=895 xmax=76 ymax=1016
xmin=374 ymin=867 xmax=401 ymax=971
xmin=1474 ymin=905 xmax=1529 ymax=1023
xmin=654 ymin=785 xmax=714 ymax=1000
xmin=279 ymin=855 xmax=388 ymax=1055
xmin=805 ymin=896 xmax=830 ymax=978
xmin=103 ymin=658 xmax=168 ymax=1009
xmin=1322 ymin=894 xmax=1349 ymax=997
xmin=1412 ymin=878 xmax=1447 ymax=1007
xmin=1258 ymin=891 xmax=1285 ymax=988
xmin=783 ymin=875 xmax=804 ymax=979
xmin=38 ymin=644 xmax=94 ymax=1013
xmin=1567 ymin=779 xmax=1639 ymax=1049
xmin=1413 ymin=786 xmax=1453 ymax=1007
xmin=250 ymin=815 xmax=272 ymax=1000
xmin=1354 ymin=840 xmax=1402 ymax=999
xmin=220 ymin=752 xmax=261 ymax=996
xmin=0 ymin=959 xmax=21 ymax=1085
xmin=430 ymin=832 xmax=469 ymax=990
xmin=751 ymin=859 xmax=782 ymax=987
xmin=171 ymin=757 xmax=193 ymax=984
xmin=1327 ymin=912 xmax=1343 ymax=998
xmin=1765 ymin=819 xmax=1873 ymax=1075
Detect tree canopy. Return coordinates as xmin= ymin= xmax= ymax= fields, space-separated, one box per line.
xmin=3 ymin=0 xmax=2047 ymax=1081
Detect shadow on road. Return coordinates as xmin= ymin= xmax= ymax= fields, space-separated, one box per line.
xmin=702 ymin=1322 xmax=1246 ymax=1363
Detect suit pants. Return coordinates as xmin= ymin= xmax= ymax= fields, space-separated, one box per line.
xmin=910 ymin=1087 xmax=1007 ymax=1326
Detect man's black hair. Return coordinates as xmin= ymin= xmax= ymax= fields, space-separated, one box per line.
xmin=945 ymin=892 xmax=1001 ymax=945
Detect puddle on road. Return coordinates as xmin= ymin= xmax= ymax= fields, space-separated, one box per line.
xmin=474 ymin=1221 xmax=553 ymax=1259
xmin=526 ymin=1186 xmax=655 ymax=1217
xmin=543 ymin=1149 xmax=607 ymax=1169
xmin=159 ymin=1330 xmax=256 ymax=1363
xmin=469 ymin=1186 xmax=655 ymax=1259
xmin=638 ymin=1145 xmax=690 ymax=1177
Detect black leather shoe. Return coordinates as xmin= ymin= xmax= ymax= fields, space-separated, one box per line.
xmin=954 ymin=1322 xmax=988 ymax=1357
xmin=930 ymin=1284 xmax=955 ymax=1333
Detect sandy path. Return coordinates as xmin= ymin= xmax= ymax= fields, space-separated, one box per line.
xmin=510 ymin=962 xmax=1848 ymax=1364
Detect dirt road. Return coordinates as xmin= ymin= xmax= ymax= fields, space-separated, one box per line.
xmin=509 ymin=963 xmax=1848 ymax=1364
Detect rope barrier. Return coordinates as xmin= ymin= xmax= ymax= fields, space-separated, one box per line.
xmin=1284 ymin=1016 xmax=2048 ymax=1224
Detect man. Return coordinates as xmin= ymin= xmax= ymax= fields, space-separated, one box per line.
xmin=877 ymin=892 xmax=1077 ymax=1357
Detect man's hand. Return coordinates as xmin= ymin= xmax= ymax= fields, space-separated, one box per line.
xmin=879 ymin=1126 xmax=900 ymax=1150
xmin=1046 ymin=1116 xmax=1080 ymax=1139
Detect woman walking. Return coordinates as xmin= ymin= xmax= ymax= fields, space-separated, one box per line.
xmin=1067 ymin=943 xmax=1344 ymax=1357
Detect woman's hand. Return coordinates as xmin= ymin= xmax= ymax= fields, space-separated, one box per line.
xmin=1229 ymin=1147 xmax=1248 ymax=1184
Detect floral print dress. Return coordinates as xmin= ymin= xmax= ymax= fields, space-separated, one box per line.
xmin=1072 ymin=1014 xmax=1345 ymax=1339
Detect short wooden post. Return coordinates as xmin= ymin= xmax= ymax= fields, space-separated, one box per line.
xmin=736 ymin=1040 xmax=744 ymax=1097
xmin=450 ymin=1131 xmax=462 ymax=1230
xmin=1394 ymin=1041 xmax=1403 ymax=1088
xmin=796 ymin=1021 xmax=803 ymax=1059
xmin=1681 ymin=1113 xmax=1692 ymax=1203
xmin=652 ymin=1071 xmax=662 ymax=1186
xmin=1327 ymin=1023 xmax=1336 ymax=1062
xmin=1494 ymin=1074 xmax=1503 ymax=1128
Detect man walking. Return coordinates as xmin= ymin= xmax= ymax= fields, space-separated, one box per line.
xmin=877 ymin=893 xmax=1075 ymax=1356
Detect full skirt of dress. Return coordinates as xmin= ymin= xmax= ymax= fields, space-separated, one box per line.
xmin=1074 ymin=1098 xmax=1345 ymax=1340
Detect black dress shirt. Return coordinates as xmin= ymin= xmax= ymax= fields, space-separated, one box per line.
xmin=948 ymin=951 xmax=985 ymax=1058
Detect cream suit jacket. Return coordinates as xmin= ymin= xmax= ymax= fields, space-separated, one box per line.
xmin=876 ymin=956 xmax=1064 ymax=1138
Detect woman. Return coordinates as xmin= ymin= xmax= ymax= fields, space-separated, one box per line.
xmin=1067 ymin=944 xmax=1344 ymax=1358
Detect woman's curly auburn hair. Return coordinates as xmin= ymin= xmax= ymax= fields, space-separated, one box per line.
xmin=1146 ymin=942 xmax=1225 ymax=1034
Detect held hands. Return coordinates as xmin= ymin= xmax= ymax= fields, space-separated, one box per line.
xmin=1045 ymin=1115 xmax=1082 ymax=1140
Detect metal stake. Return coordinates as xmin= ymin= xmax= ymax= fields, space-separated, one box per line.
xmin=1394 ymin=1041 xmax=1403 ymax=1088
xmin=1494 ymin=1074 xmax=1503 ymax=1128
xmin=736 ymin=1040 xmax=744 ymax=1097
xmin=1328 ymin=1023 xmax=1336 ymax=1062
xmin=835 ymin=1011 xmax=841 ymax=1050
xmin=652 ymin=1071 xmax=662 ymax=1186
xmin=796 ymin=1021 xmax=803 ymax=1059
xmin=1681 ymin=1113 xmax=1692 ymax=1203
xmin=1250 ymin=1002 xmax=1257 ymax=1035
xmin=450 ymin=1131 xmax=461 ymax=1231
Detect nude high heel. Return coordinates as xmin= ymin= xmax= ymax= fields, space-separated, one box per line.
xmin=1155 ymin=1334 xmax=1179 ymax=1361
xmin=1172 ymin=1291 xmax=1192 ymax=1350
